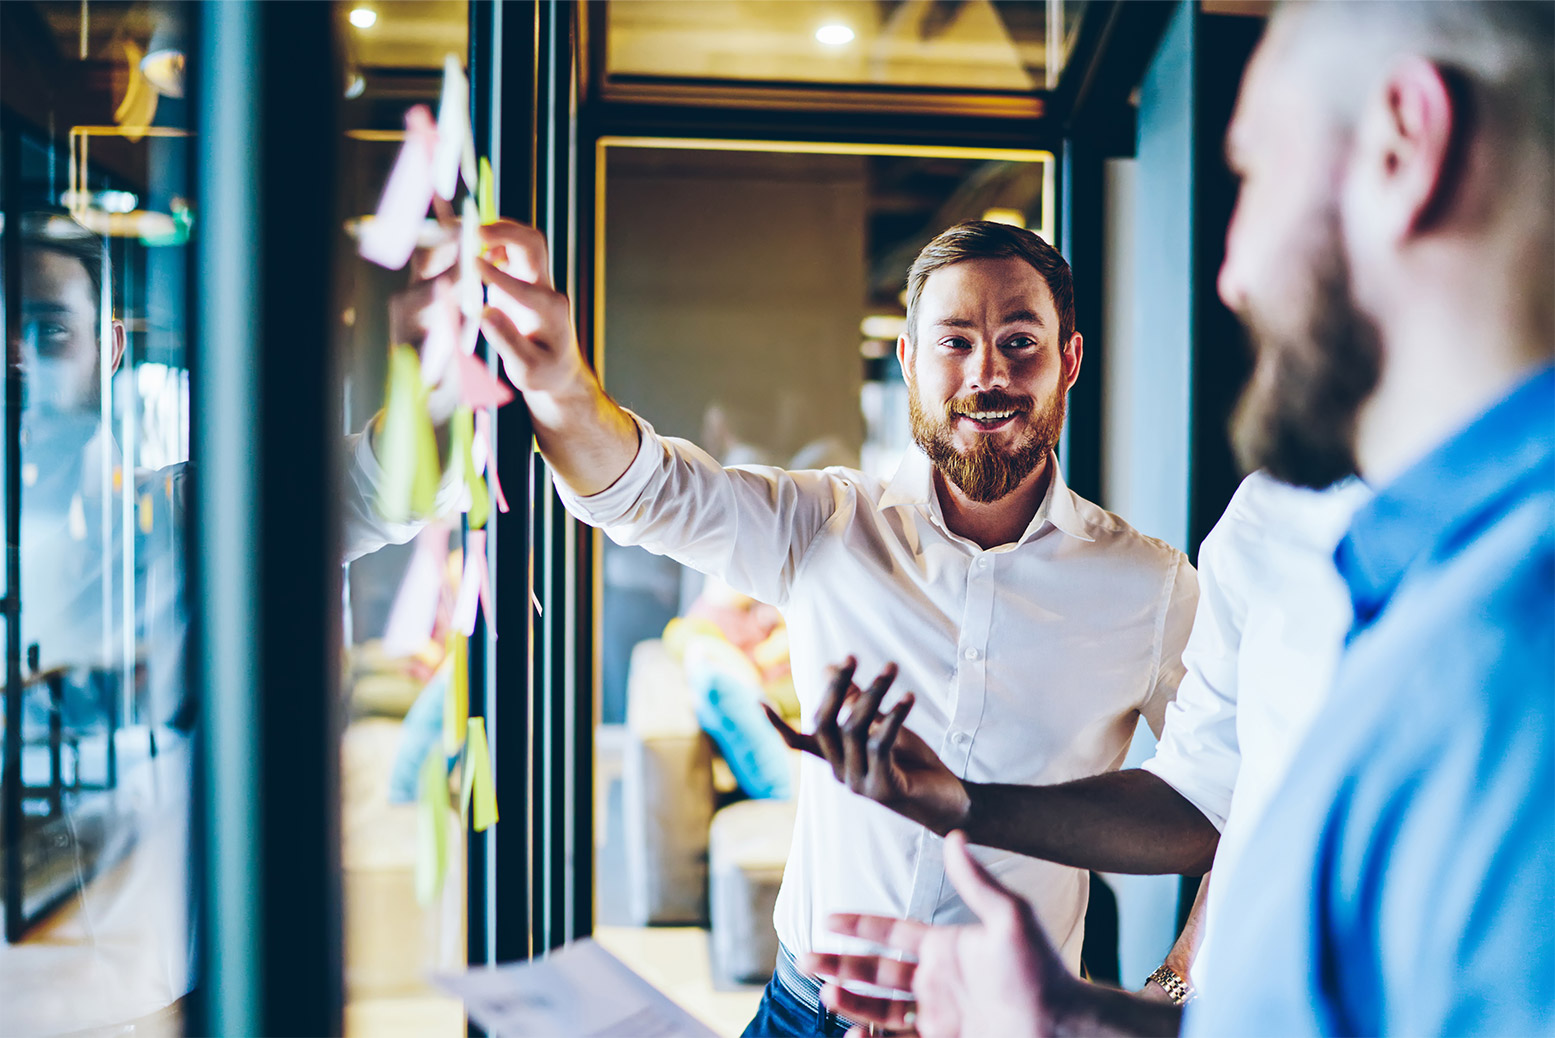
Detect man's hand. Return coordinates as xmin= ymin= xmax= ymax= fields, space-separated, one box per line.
xmin=472 ymin=219 xmax=638 ymax=496
xmin=763 ymin=657 xmax=971 ymax=835
xmin=476 ymin=220 xmax=590 ymax=398
xmin=803 ymin=830 xmax=1064 ymax=1038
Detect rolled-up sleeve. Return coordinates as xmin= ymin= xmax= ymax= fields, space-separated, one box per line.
xmin=1141 ymin=519 xmax=1244 ymax=831
xmin=553 ymin=411 xmax=845 ymax=608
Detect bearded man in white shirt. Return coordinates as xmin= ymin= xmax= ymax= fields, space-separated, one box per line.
xmin=476 ymin=218 xmax=1201 ymax=1037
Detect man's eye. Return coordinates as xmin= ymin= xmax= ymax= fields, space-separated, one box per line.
xmin=940 ymin=336 xmax=972 ymax=350
xmin=1002 ymin=336 xmax=1037 ymax=350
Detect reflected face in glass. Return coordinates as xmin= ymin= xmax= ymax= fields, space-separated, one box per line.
xmin=1218 ymin=40 xmax=1382 ymax=489
xmin=902 ymin=257 xmax=1075 ymax=502
xmin=18 ymin=247 xmax=109 ymax=415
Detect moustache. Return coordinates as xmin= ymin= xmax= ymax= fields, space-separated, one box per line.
xmin=945 ymin=390 xmax=1034 ymax=419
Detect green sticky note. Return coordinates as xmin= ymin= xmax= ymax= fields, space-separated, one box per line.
xmin=442 ymin=631 xmax=468 ymax=756
xmin=461 ymin=716 xmax=499 ymax=832
xmin=377 ymin=345 xmax=442 ymax=523
xmin=449 ymin=405 xmax=490 ymax=529
xmin=415 ymin=747 xmax=449 ymax=906
xmin=478 ymin=157 xmax=497 ymax=226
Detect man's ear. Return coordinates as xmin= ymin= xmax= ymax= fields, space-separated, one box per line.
xmin=1370 ymin=56 xmax=1458 ymax=239
xmin=109 ymin=319 xmax=126 ymax=375
xmin=1062 ymin=331 xmax=1083 ymax=392
xmin=896 ymin=333 xmax=913 ymax=383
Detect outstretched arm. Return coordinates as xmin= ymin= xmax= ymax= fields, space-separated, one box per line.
xmin=767 ymin=659 xmax=1219 ymax=875
xmin=477 ymin=219 xmax=638 ymax=495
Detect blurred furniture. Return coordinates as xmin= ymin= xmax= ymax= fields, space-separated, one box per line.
xmin=621 ymin=638 xmax=799 ymax=986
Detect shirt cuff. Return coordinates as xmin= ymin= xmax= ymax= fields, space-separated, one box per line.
xmin=551 ymin=409 xmax=661 ymax=526
xmin=1139 ymin=754 xmax=1233 ymax=833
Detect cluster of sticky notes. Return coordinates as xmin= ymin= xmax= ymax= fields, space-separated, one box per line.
xmin=452 ymin=528 xmax=495 ymax=638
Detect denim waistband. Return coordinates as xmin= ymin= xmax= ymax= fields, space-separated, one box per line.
xmin=775 ymin=943 xmax=865 ymax=1032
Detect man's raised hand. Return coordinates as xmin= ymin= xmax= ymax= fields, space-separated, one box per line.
xmin=476 ymin=219 xmax=589 ymax=398
xmin=763 ymin=657 xmax=972 ymax=835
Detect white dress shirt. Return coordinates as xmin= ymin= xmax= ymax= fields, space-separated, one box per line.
xmin=1140 ymin=471 xmax=1370 ymax=987
xmin=557 ymin=414 xmax=1198 ymax=970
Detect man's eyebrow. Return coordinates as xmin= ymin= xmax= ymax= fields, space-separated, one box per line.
xmin=21 ymin=302 xmax=71 ymax=315
xmin=932 ymin=310 xmax=1045 ymax=329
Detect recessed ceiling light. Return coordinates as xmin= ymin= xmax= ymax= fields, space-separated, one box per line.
xmin=349 ymin=7 xmax=377 ymax=29
xmin=816 ymin=23 xmax=855 ymax=46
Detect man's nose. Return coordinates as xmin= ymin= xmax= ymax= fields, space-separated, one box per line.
xmin=967 ymin=342 xmax=1008 ymax=391
xmin=1218 ymin=219 xmax=1246 ymax=312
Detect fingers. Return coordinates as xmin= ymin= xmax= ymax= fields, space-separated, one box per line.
xmin=840 ymin=663 xmax=898 ymax=783
xmin=821 ymin=984 xmax=916 ymax=1030
xmin=477 ymin=257 xmax=567 ymax=336
xmin=825 ymin=912 xmax=929 ymax=956
xmin=867 ymin=691 xmax=915 ymax=762
xmin=762 ymin=702 xmax=821 ymax=758
xmin=812 ymin=657 xmax=857 ymax=778
xmin=943 ymin=830 xmax=1020 ymax=926
xmin=803 ymin=951 xmax=917 ymax=994
xmin=477 ymin=219 xmax=552 ymax=288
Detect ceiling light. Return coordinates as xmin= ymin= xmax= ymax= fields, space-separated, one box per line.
xmin=816 ymin=24 xmax=855 ymax=46
xmin=349 ymin=7 xmax=378 ymax=29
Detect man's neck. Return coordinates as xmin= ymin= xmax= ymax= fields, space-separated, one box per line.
xmin=934 ymin=454 xmax=1054 ymax=551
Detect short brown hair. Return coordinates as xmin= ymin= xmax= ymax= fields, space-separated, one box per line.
xmin=904 ymin=220 xmax=1075 ymax=348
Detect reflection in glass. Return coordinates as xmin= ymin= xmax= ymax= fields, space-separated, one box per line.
xmin=1 ymin=3 xmax=194 ymax=1030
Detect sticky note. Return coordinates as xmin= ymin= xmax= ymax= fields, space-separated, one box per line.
xmin=377 ymin=344 xmax=443 ymax=522
xmin=452 ymin=528 xmax=495 ymax=638
xmin=459 ymin=196 xmax=484 ymax=321
xmin=450 ymin=406 xmax=491 ymax=530
xmin=457 ymin=350 xmax=515 ymax=411
xmin=443 ymin=630 xmax=468 ymax=756
xmin=415 ymin=746 xmax=449 ymax=906
xmin=382 ymin=522 xmax=449 ymax=657
xmin=461 ymin=716 xmax=499 ymax=832
xmin=432 ymin=55 xmax=470 ymax=201
xmin=478 ymin=157 xmax=497 ymax=225
xmin=420 ymin=279 xmax=460 ymax=386
xmin=360 ymin=105 xmax=437 ymax=270
xmin=474 ymin=410 xmax=510 ymax=514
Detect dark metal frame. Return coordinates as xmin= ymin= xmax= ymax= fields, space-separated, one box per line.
xmin=191 ymin=4 xmax=345 ymax=1034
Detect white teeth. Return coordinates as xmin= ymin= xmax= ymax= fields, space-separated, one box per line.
xmin=965 ymin=411 xmax=1015 ymax=421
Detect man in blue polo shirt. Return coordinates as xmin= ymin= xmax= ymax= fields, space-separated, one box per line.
xmin=805 ymin=3 xmax=1554 ymax=1034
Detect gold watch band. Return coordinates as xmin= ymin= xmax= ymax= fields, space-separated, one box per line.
xmin=1147 ymin=964 xmax=1196 ymax=1006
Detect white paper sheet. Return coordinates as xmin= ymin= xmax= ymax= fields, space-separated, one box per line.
xmin=435 ymin=939 xmax=718 ymax=1038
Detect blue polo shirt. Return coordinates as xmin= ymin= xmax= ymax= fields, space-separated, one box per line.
xmin=1185 ymin=366 xmax=1555 ymax=1036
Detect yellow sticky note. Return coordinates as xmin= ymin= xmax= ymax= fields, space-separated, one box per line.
xmin=478 ymin=157 xmax=497 ymax=226
xmin=377 ymin=344 xmax=442 ymax=522
xmin=449 ymin=405 xmax=490 ymax=529
xmin=443 ymin=631 xmax=468 ymax=755
xmin=414 ymin=747 xmax=449 ymax=906
xmin=461 ymin=716 xmax=499 ymax=832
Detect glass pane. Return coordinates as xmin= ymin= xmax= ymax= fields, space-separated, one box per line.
xmin=334 ymin=3 xmax=472 ymax=1036
xmin=591 ymin=140 xmax=1051 ymax=1031
xmin=606 ymin=0 xmax=1075 ymax=92
xmin=1 ymin=2 xmax=193 ymax=1033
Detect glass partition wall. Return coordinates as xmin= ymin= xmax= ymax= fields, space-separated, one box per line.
xmin=1 ymin=3 xmax=194 ymax=1032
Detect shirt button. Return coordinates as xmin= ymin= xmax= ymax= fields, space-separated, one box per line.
xmin=976 ymin=556 xmax=989 ymax=568
xmin=964 ymin=647 xmax=979 ymax=660
xmin=951 ymin=730 xmax=970 ymax=746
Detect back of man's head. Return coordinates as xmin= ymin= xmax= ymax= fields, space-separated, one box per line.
xmin=1270 ymin=1 xmax=1553 ymax=207
xmin=905 ymin=221 xmax=1075 ymax=347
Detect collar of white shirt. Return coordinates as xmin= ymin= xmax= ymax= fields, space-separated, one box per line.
xmin=877 ymin=446 xmax=1096 ymax=545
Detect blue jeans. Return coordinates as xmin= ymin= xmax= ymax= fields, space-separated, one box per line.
xmin=740 ymin=971 xmax=859 ymax=1038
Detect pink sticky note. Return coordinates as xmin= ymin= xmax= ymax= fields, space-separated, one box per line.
xmin=451 ymin=529 xmax=494 ymax=638
xmin=360 ymin=105 xmax=437 ymax=270
xmin=382 ymin=523 xmax=448 ymax=656
xmin=475 ymin=410 xmax=510 ymax=514
xmin=457 ymin=351 xmax=514 ymax=410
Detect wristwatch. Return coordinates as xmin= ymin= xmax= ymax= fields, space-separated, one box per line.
xmin=1147 ymin=964 xmax=1196 ymax=1005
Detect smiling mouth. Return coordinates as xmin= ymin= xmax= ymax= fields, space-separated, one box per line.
xmin=955 ymin=409 xmax=1022 ymax=430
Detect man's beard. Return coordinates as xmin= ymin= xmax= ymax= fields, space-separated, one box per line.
xmin=1230 ymin=216 xmax=1383 ymax=489
xmin=909 ymin=386 xmax=1063 ymax=503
